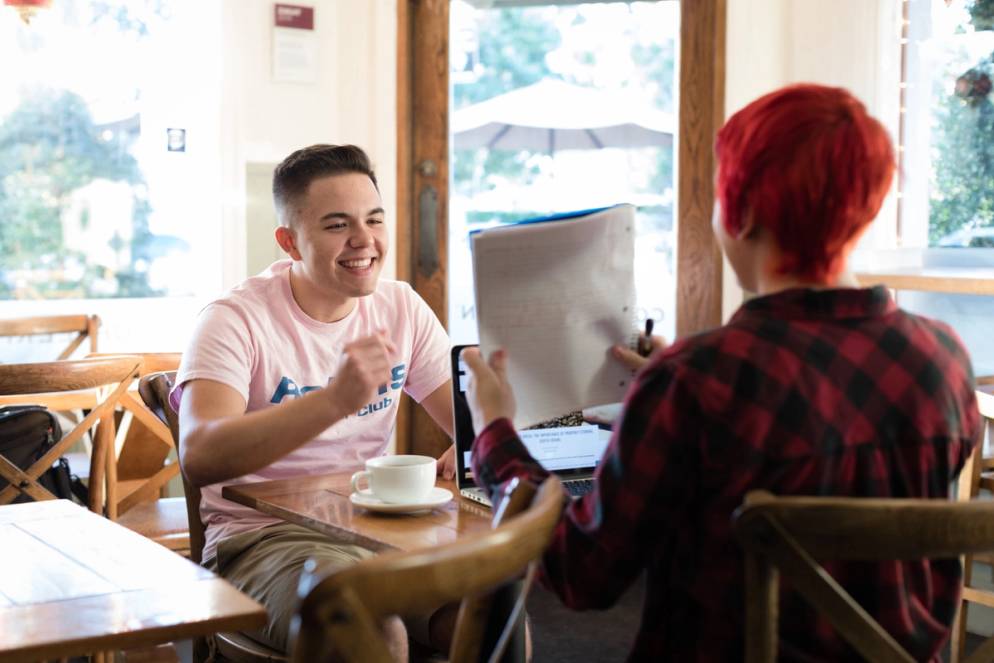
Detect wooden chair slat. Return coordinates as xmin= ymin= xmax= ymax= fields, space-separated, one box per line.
xmin=738 ymin=495 xmax=994 ymax=559
xmin=961 ymin=587 xmax=994 ymax=609
xmin=117 ymin=463 xmax=180 ymax=514
xmin=0 ymin=390 xmax=99 ymax=410
xmin=0 ymin=457 xmax=58 ymax=502
xmin=743 ymin=547 xmax=778 ymax=663
xmin=89 ymin=418 xmax=113 ymax=514
xmin=119 ymin=391 xmax=175 ymax=452
xmin=0 ymin=315 xmax=91 ymax=336
xmin=0 ymin=355 xmax=140 ymax=395
xmin=0 ymin=314 xmax=100 ymax=362
xmin=56 ymin=332 xmax=87 ymax=361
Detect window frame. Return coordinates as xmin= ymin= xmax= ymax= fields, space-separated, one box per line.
xmin=394 ymin=0 xmax=726 ymax=456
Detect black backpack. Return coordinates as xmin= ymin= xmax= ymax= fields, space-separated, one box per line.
xmin=0 ymin=405 xmax=86 ymax=504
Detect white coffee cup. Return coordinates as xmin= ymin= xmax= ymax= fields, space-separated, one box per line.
xmin=350 ymin=454 xmax=437 ymax=504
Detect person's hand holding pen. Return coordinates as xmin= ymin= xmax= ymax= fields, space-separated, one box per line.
xmin=611 ymin=318 xmax=667 ymax=372
xmin=638 ymin=318 xmax=655 ymax=357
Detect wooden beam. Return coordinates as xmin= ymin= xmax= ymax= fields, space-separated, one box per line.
xmin=395 ymin=0 xmax=414 ymax=455
xmin=396 ymin=0 xmax=451 ymax=458
xmin=676 ymin=0 xmax=726 ymax=337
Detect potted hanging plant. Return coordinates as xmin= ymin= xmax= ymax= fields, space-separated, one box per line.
xmin=955 ymin=65 xmax=993 ymax=105
xmin=970 ymin=0 xmax=994 ymax=31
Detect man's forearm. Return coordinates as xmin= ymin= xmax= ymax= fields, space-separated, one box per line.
xmin=182 ymin=389 xmax=348 ymax=487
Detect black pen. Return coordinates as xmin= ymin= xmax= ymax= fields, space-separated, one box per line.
xmin=639 ymin=318 xmax=654 ymax=357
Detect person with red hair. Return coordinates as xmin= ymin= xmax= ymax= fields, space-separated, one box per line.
xmin=714 ymin=83 xmax=897 ymax=288
xmin=462 ymin=84 xmax=979 ymax=661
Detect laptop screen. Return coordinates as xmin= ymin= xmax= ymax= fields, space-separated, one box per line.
xmin=450 ymin=345 xmax=611 ymax=488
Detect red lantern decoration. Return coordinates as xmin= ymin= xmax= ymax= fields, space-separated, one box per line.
xmin=4 ymin=0 xmax=52 ymax=25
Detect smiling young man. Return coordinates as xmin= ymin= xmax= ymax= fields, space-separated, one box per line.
xmin=173 ymin=144 xmax=455 ymax=655
xmin=462 ymin=85 xmax=980 ymax=661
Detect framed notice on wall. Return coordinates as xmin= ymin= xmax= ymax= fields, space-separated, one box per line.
xmin=273 ymin=3 xmax=317 ymax=84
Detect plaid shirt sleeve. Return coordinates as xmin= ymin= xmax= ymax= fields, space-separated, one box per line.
xmin=471 ymin=358 xmax=697 ymax=610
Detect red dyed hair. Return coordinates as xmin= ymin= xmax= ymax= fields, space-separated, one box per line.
xmin=715 ymin=84 xmax=895 ymax=283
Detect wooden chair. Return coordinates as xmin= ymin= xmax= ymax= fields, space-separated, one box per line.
xmin=0 ymin=314 xmax=100 ymax=359
xmin=138 ymin=370 xmax=286 ymax=662
xmin=136 ymin=370 xmax=203 ymax=563
xmin=108 ymin=353 xmax=190 ymax=556
xmin=734 ymin=490 xmax=994 ymax=663
xmin=951 ymin=379 xmax=994 ymax=662
xmin=0 ymin=327 xmax=104 ymax=484
xmin=87 ymin=353 xmax=184 ymax=513
xmin=0 ymin=355 xmax=140 ymax=512
xmin=288 ymin=475 xmax=564 ymax=663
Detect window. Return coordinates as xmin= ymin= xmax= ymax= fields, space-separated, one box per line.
xmin=447 ymin=0 xmax=679 ymax=345
xmin=0 ymin=0 xmax=222 ymax=358
xmin=900 ymin=0 xmax=994 ymax=247
xmin=855 ymin=0 xmax=994 ymax=376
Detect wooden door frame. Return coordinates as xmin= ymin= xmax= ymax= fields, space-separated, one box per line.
xmin=396 ymin=0 xmax=726 ymax=454
xmin=676 ymin=0 xmax=726 ymax=337
xmin=396 ymin=0 xmax=452 ymax=457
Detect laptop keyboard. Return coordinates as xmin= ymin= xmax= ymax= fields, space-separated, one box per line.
xmin=564 ymin=479 xmax=594 ymax=497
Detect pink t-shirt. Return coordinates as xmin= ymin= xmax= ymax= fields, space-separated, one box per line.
xmin=173 ymin=260 xmax=450 ymax=561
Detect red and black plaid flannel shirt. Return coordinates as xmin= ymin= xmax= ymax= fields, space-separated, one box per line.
xmin=471 ymin=287 xmax=979 ymax=662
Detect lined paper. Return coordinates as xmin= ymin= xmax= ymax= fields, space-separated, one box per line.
xmin=472 ymin=204 xmax=636 ymax=427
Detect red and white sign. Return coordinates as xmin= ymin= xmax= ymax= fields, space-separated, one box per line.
xmin=273 ymin=3 xmax=317 ymax=83
xmin=274 ymin=4 xmax=313 ymax=30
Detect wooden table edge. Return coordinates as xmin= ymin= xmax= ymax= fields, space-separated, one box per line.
xmin=0 ymin=578 xmax=266 ymax=662
xmin=222 ymin=483 xmax=395 ymax=552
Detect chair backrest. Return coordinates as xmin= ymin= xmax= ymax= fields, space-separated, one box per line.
xmin=0 ymin=314 xmax=100 ymax=360
xmin=0 ymin=355 xmax=141 ymax=512
xmin=734 ymin=490 xmax=994 ymax=663
xmin=949 ymin=379 xmax=994 ymax=662
xmin=138 ymin=370 xmax=206 ymax=563
xmin=289 ymin=475 xmax=565 ymax=663
xmin=86 ymin=353 xmax=183 ymax=519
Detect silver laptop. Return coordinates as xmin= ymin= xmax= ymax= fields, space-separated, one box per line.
xmin=451 ymin=344 xmax=611 ymax=507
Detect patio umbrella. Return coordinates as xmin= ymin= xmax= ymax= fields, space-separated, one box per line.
xmin=451 ymin=78 xmax=674 ymax=152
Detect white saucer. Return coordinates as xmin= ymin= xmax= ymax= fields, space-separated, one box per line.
xmin=349 ymin=487 xmax=453 ymax=514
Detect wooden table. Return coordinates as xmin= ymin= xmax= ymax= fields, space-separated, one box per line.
xmin=222 ymin=475 xmax=493 ymax=552
xmin=0 ymin=499 xmax=266 ymax=662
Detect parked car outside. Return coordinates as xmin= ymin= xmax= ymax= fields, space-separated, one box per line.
xmin=937 ymin=226 xmax=994 ymax=248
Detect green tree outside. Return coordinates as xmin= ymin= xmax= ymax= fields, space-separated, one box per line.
xmin=0 ymin=0 xmax=168 ymax=299
xmin=929 ymin=52 xmax=994 ymax=245
xmin=0 ymin=88 xmax=162 ymax=298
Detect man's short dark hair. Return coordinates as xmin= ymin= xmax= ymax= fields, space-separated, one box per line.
xmin=272 ymin=144 xmax=378 ymax=224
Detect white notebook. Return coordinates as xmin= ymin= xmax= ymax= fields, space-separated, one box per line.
xmin=471 ymin=204 xmax=637 ymax=428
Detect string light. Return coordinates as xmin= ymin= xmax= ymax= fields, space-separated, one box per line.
xmin=3 ymin=0 xmax=52 ymax=25
xmin=896 ymin=0 xmax=910 ymax=243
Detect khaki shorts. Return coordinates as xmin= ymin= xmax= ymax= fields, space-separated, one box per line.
xmin=205 ymin=522 xmax=375 ymax=652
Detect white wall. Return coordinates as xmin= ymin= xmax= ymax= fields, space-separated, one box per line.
xmin=720 ymin=0 xmax=901 ymax=320
xmin=220 ymin=0 xmax=399 ymax=290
